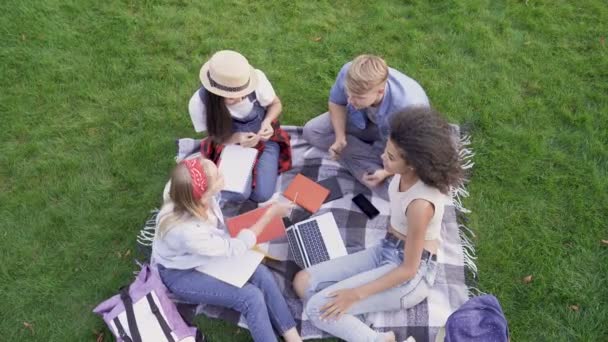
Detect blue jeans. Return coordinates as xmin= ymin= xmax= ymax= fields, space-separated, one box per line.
xmin=158 ymin=264 xmax=296 ymax=342
xmin=303 ymin=236 xmax=438 ymax=342
xmin=221 ymin=140 xmax=280 ymax=203
xmin=302 ymin=112 xmax=385 ymax=183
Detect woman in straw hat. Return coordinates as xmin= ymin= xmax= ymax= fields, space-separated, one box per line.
xmin=188 ymin=50 xmax=291 ymax=203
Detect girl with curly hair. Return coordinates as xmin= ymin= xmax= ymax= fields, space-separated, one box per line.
xmin=293 ymin=107 xmax=462 ymax=342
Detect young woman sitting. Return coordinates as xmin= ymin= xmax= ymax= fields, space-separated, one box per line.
xmin=292 ymin=107 xmax=462 ymax=342
xmin=188 ymin=50 xmax=291 ymax=203
xmin=152 ymin=157 xmax=301 ymax=342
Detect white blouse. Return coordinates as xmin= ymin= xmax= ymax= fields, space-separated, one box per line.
xmin=151 ymin=182 xmax=257 ymax=270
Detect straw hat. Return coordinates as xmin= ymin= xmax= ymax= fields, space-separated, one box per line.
xmin=199 ymin=50 xmax=258 ymax=98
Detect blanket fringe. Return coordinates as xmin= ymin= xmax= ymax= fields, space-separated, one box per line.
xmin=453 ymin=132 xmax=483 ymax=297
xmin=136 ymin=209 xmax=159 ymax=247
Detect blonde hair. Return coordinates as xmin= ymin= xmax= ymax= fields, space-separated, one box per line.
xmin=157 ymin=158 xmax=213 ymax=237
xmin=345 ymin=55 xmax=389 ymax=95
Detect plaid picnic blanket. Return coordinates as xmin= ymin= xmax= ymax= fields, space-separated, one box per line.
xmin=137 ymin=125 xmax=476 ymax=342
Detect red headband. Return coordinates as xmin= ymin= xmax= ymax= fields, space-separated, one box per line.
xmin=182 ymin=159 xmax=208 ymax=200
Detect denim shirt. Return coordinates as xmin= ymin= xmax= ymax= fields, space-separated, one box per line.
xmin=329 ymin=62 xmax=430 ymax=139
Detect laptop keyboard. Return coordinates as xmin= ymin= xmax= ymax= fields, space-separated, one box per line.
xmin=297 ymin=220 xmax=330 ymax=266
xmin=286 ymin=229 xmax=306 ymax=269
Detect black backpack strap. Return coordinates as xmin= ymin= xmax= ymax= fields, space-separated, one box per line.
xmin=113 ymin=317 xmax=133 ymax=342
xmin=119 ymin=287 xmax=142 ymax=342
xmin=146 ymin=293 xmax=176 ymax=342
xmin=196 ymin=329 xmax=207 ymax=342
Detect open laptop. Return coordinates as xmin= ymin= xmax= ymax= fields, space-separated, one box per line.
xmin=284 ymin=212 xmax=348 ymax=269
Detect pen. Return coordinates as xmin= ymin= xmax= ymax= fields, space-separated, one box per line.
xmin=289 ymin=192 xmax=299 ymax=220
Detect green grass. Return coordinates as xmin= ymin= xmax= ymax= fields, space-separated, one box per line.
xmin=1 ymin=0 xmax=607 ymax=340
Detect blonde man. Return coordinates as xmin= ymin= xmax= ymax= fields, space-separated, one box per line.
xmin=303 ymin=55 xmax=429 ymax=188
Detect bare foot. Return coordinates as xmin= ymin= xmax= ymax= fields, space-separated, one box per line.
xmin=283 ymin=327 xmax=302 ymax=342
xmin=383 ymin=331 xmax=396 ymax=342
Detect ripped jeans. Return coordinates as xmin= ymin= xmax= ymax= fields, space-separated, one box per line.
xmin=303 ymin=234 xmax=438 ymax=342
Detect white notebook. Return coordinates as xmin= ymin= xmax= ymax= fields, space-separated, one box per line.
xmin=218 ymin=144 xmax=258 ymax=194
xmin=196 ymin=249 xmax=264 ymax=288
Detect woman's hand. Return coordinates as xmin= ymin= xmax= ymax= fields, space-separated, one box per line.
xmin=250 ymin=201 xmax=294 ymax=236
xmin=266 ymin=201 xmax=294 ymax=218
xmin=239 ymin=132 xmax=261 ymax=148
xmin=258 ymin=120 xmax=274 ymax=141
xmin=320 ymin=288 xmax=362 ymax=320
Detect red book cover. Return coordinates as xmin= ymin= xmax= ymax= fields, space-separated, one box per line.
xmin=226 ymin=206 xmax=286 ymax=244
xmin=283 ymin=174 xmax=330 ymax=213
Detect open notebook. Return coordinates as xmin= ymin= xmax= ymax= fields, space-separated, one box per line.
xmin=218 ymin=145 xmax=258 ymax=194
xmin=196 ymin=250 xmax=264 ymax=288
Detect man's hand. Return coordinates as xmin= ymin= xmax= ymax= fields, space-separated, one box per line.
xmin=362 ymin=169 xmax=391 ymax=188
xmin=258 ymin=121 xmax=274 ymax=141
xmin=329 ymin=138 xmax=347 ymax=160
xmin=239 ymin=132 xmax=261 ymax=148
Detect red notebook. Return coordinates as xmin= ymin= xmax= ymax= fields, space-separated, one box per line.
xmin=283 ymin=174 xmax=330 ymax=213
xmin=226 ymin=206 xmax=286 ymax=244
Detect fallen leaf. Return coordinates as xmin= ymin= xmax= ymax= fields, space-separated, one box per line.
xmin=23 ymin=322 xmax=34 ymax=335
xmin=600 ymin=37 xmax=605 ymax=46
xmin=124 ymin=249 xmax=131 ymax=257
xmin=21 ymin=33 xmax=26 ymax=41
xmin=96 ymin=331 xmax=104 ymax=342
xmin=522 ymin=275 xmax=533 ymax=284
xmin=601 ymin=239 xmax=608 ymax=246
xmin=115 ymin=251 xmax=122 ymax=258
xmin=312 ymin=36 xmax=322 ymax=42
xmin=569 ymin=304 xmax=579 ymax=312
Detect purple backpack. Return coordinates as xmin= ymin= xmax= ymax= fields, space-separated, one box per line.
xmin=444 ymin=295 xmax=509 ymax=342
xmin=93 ymin=263 xmax=203 ymax=342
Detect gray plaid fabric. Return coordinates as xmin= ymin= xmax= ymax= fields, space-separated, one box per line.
xmin=139 ymin=126 xmax=476 ymax=342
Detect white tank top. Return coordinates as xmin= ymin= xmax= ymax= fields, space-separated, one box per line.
xmin=388 ymin=174 xmax=447 ymax=240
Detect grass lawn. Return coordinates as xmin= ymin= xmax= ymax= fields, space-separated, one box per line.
xmin=1 ymin=0 xmax=607 ymax=340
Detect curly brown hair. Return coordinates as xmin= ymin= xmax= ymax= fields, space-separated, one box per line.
xmin=389 ymin=107 xmax=463 ymax=194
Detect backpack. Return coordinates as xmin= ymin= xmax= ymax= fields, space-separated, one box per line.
xmin=93 ymin=263 xmax=205 ymax=342
xmin=443 ymin=294 xmax=509 ymax=342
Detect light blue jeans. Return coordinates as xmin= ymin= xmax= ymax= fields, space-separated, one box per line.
xmin=303 ymin=235 xmax=438 ymax=342
xmin=221 ymin=140 xmax=280 ymax=203
xmin=158 ymin=264 xmax=296 ymax=342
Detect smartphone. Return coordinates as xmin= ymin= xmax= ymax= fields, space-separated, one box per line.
xmin=352 ymin=193 xmax=380 ymax=219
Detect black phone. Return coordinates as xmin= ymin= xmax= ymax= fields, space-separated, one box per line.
xmin=352 ymin=193 xmax=380 ymax=219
